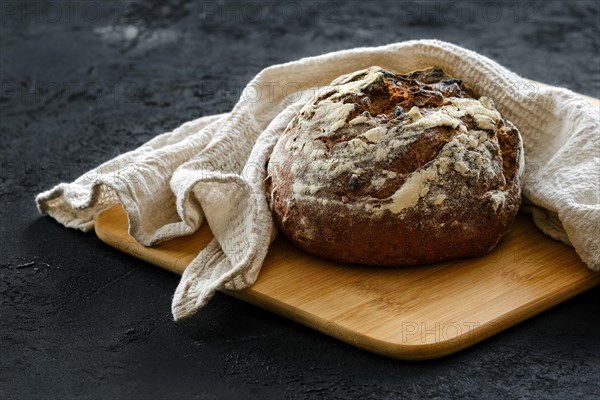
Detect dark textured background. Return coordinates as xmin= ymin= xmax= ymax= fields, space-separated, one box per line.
xmin=1 ymin=0 xmax=599 ymax=399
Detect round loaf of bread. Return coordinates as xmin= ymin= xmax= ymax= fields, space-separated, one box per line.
xmin=266 ymin=66 xmax=524 ymax=266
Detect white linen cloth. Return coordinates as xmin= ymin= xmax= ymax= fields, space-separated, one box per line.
xmin=36 ymin=40 xmax=600 ymax=320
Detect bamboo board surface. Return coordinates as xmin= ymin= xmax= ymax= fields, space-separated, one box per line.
xmin=95 ymin=87 xmax=600 ymax=360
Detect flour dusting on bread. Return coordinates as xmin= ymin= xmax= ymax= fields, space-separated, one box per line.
xmin=267 ymin=66 xmax=524 ymax=266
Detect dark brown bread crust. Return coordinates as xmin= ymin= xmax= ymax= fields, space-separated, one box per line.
xmin=266 ymin=67 xmax=524 ymax=266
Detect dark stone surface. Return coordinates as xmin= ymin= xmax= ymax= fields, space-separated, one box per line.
xmin=1 ymin=0 xmax=599 ymax=399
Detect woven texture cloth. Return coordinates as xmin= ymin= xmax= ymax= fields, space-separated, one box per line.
xmin=35 ymin=40 xmax=600 ymax=320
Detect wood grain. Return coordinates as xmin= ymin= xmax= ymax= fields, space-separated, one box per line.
xmin=95 ymin=88 xmax=600 ymax=360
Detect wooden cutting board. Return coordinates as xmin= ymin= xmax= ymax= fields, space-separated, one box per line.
xmin=95 ymin=87 xmax=600 ymax=360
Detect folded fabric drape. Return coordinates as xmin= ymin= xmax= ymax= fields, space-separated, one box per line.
xmin=36 ymin=40 xmax=600 ymax=320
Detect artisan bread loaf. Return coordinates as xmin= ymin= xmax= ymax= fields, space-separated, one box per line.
xmin=266 ymin=66 xmax=524 ymax=265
